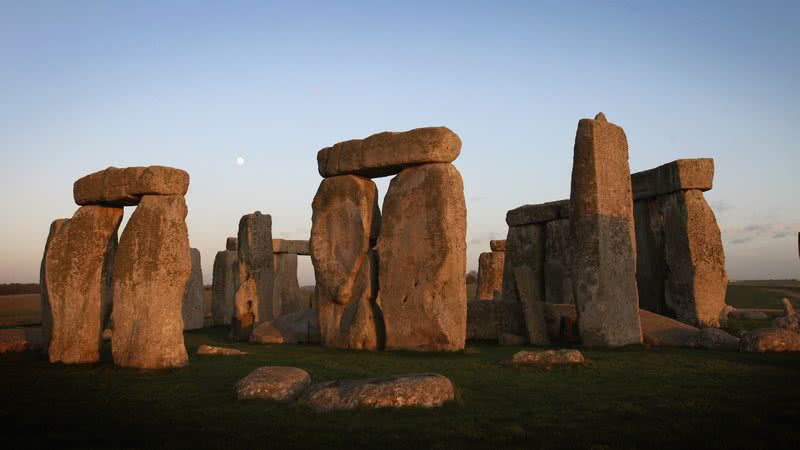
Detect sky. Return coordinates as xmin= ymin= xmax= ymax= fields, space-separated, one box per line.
xmin=1 ymin=1 xmax=798 ymax=285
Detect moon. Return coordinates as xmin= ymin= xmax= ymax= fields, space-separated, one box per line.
xmin=236 ymin=156 xmax=245 ymax=166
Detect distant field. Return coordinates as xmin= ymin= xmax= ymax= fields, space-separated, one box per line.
xmin=0 ymin=294 xmax=39 ymax=325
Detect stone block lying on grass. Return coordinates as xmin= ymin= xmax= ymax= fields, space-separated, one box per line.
xmin=685 ymin=328 xmax=740 ymax=351
xmin=511 ymin=349 xmax=584 ymax=367
xmin=741 ymin=328 xmax=800 ymax=352
xmin=250 ymin=309 xmax=320 ymax=344
xmin=236 ymin=367 xmax=311 ymax=402
xmin=197 ymin=344 xmax=248 ymax=356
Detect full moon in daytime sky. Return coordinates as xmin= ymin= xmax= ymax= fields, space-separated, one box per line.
xmin=236 ymin=156 xmax=245 ymax=166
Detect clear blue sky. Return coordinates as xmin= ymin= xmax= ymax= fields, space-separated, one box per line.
xmin=1 ymin=1 xmax=798 ymax=285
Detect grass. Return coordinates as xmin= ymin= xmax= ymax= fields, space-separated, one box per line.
xmin=2 ymin=327 xmax=799 ymax=449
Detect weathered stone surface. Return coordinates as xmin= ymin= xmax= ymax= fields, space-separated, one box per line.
xmin=40 ymin=218 xmax=68 ymax=352
xmin=511 ymin=349 xmax=585 ymax=366
xmin=298 ymin=374 xmax=454 ymax=412
xmin=45 ymin=205 xmax=122 ymax=364
xmin=543 ymin=304 xmax=580 ymax=345
xmin=73 ymin=166 xmax=189 ymax=206
xmin=544 ymin=218 xmax=574 ymax=305
xmin=273 ymin=239 xmax=310 ymax=255
xmin=0 ymin=328 xmax=43 ymax=353
xmin=730 ymin=310 xmax=769 ymax=320
xmin=233 ymin=212 xmax=274 ymax=340
xmin=112 ymin=195 xmax=191 ymax=369
xmin=182 ymin=248 xmax=205 ymax=330
xmin=311 ymin=175 xmax=382 ymax=350
xmin=490 ymin=240 xmax=507 ymax=252
xmin=250 ymin=308 xmax=321 ymax=345
xmin=570 ymin=113 xmax=642 ymax=347
xmin=741 ymin=328 xmax=800 ymax=352
xmin=686 ymin=328 xmax=740 ymax=351
xmin=513 ymin=266 xmax=550 ymax=346
xmin=226 ymin=237 xmax=237 ymax=251
xmin=236 ymin=367 xmax=311 ymax=402
xmin=378 ymin=163 xmax=467 ymax=351
xmin=273 ymin=252 xmax=309 ymax=316
xmin=317 ymin=127 xmax=461 ymax=178
xmin=212 ymin=249 xmax=237 ymax=325
xmin=466 ymin=300 xmax=498 ymax=341
xmin=506 ymin=200 xmax=570 ymax=227
xmin=502 ymin=223 xmax=545 ymax=303
xmin=197 ymin=344 xmax=248 ymax=355
xmin=475 ymin=252 xmax=505 ymax=301
xmin=631 ymin=158 xmax=714 ymax=201
xmin=773 ymin=298 xmax=799 ymax=331
xmin=639 ymin=309 xmax=699 ymax=347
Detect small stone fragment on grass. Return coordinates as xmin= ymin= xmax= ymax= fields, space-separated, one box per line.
xmin=511 ymin=349 xmax=585 ymax=367
xmin=236 ymin=367 xmax=311 ymax=402
xmin=197 ymin=344 xmax=249 ymax=356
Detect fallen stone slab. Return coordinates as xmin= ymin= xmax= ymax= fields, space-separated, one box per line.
xmin=730 ymin=310 xmax=769 ymax=320
xmin=640 ymin=309 xmax=699 ymax=347
xmin=685 ymin=328 xmax=740 ymax=351
xmin=489 ymin=240 xmax=507 ymax=252
xmin=197 ymin=344 xmax=248 ymax=356
xmin=511 ymin=349 xmax=585 ymax=367
xmin=73 ymin=166 xmax=189 ymax=206
xmin=741 ymin=328 xmax=800 ymax=352
xmin=272 ymin=239 xmax=310 ymax=255
xmin=506 ymin=200 xmax=570 ymax=227
xmin=298 ymin=374 xmax=454 ymax=412
xmin=631 ymin=158 xmax=714 ymax=201
xmin=236 ymin=367 xmax=311 ymax=402
xmin=250 ymin=309 xmax=321 ymax=344
xmin=0 ymin=328 xmax=43 ymax=353
xmin=773 ymin=298 xmax=799 ymax=331
xmin=317 ymin=127 xmax=462 ymax=178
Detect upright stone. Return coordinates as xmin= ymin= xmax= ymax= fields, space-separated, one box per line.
xmin=273 ymin=251 xmax=307 ymax=315
xmin=502 ymin=224 xmax=545 ymax=303
xmin=544 ymin=218 xmax=574 ymax=305
xmin=514 ymin=266 xmax=550 ymax=345
xmin=112 ymin=195 xmax=191 ymax=368
xmin=232 ymin=212 xmax=274 ymax=340
xmin=44 ymin=206 xmax=122 ymax=363
xmin=569 ymin=113 xmax=642 ymax=347
xmin=212 ymin=239 xmax=237 ymax=326
xmin=182 ymin=248 xmax=204 ymax=330
xmin=475 ymin=251 xmax=505 ymax=301
xmin=378 ymin=163 xmax=467 ymax=351
xmin=40 ymin=219 xmax=68 ymax=353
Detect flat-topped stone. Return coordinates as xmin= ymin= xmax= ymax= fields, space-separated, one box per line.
xmin=272 ymin=239 xmax=310 ymax=255
xmin=236 ymin=367 xmax=311 ymax=402
xmin=316 ymin=127 xmax=461 ymax=178
xmin=489 ymin=240 xmax=506 ymax=252
xmin=74 ymin=166 xmax=189 ymax=206
xmin=197 ymin=344 xmax=248 ymax=356
xmin=506 ymin=200 xmax=570 ymax=227
xmin=631 ymin=158 xmax=714 ymax=200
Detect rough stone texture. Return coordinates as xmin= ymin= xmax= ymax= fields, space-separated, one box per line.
xmin=73 ymin=166 xmax=189 ymax=206
xmin=511 ymin=349 xmax=585 ymax=366
xmin=40 ymin=219 xmax=68 ymax=352
xmin=543 ymin=304 xmax=580 ymax=345
xmin=495 ymin=301 xmax=527 ymax=342
xmin=226 ymin=237 xmax=238 ymax=251
xmin=233 ymin=212 xmax=274 ymax=340
xmin=730 ymin=310 xmax=768 ymax=320
xmin=197 ymin=344 xmax=248 ymax=355
xmin=466 ymin=301 xmax=498 ymax=341
xmin=298 ymin=374 xmax=454 ymax=412
xmin=544 ymin=218 xmax=574 ymax=305
xmin=474 ymin=251 xmax=505 ymax=301
xmin=631 ymin=158 xmax=714 ymax=201
xmin=311 ymin=175 xmax=382 ymax=350
xmin=490 ymin=240 xmax=507 ymax=252
xmin=273 ymin=252 xmax=310 ymax=316
xmin=502 ymin=223 xmax=545 ymax=303
xmin=686 ymin=328 xmax=740 ymax=351
xmin=741 ymin=328 xmax=800 ymax=352
xmin=182 ymin=248 xmax=204 ymax=330
xmin=506 ymin=200 xmax=570 ymax=227
xmin=273 ymin=239 xmax=310 ymax=255
xmin=44 ymin=205 xmax=122 ymax=364
xmin=212 ymin=249 xmax=237 ymax=325
xmin=0 ymin=328 xmax=43 ymax=353
xmin=513 ymin=266 xmax=550 ymax=346
xmin=236 ymin=367 xmax=311 ymax=402
xmin=317 ymin=127 xmax=462 ymax=178
xmin=569 ymin=113 xmax=642 ymax=347
xmin=773 ymin=299 xmax=799 ymax=331
xmin=250 ymin=308 xmax=321 ymax=345
xmin=112 ymin=195 xmax=191 ymax=369
xmin=640 ymin=309 xmax=700 ymax=347
xmin=378 ymin=163 xmax=467 ymax=351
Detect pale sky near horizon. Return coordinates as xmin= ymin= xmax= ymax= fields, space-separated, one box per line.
xmin=1 ymin=1 xmax=798 ymax=285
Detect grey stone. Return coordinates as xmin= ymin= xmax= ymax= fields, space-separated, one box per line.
xmin=182 ymin=248 xmax=204 ymax=330
xmin=513 ymin=266 xmax=550 ymax=346
xmin=233 ymin=211 xmax=274 ymax=340
xmin=212 ymin=249 xmax=237 ymax=325
xmin=502 ymin=223 xmax=545 ymax=303
xmin=544 ymin=218 xmax=574 ymax=305
xmin=273 ymin=252 xmax=310 ymax=316
xmin=631 ymin=158 xmax=714 ymax=201
xmin=686 ymin=328 xmax=740 ymax=351
xmin=40 ymin=219 xmax=68 ymax=353
xmin=298 ymin=374 xmax=454 ymax=411
xmin=506 ymin=199 xmax=569 ymax=227
xmin=250 ymin=308 xmax=321 ymax=344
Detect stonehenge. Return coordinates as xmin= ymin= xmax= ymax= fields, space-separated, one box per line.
xmin=211 ymin=237 xmax=238 ymax=325
xmin=272 ymin=239 xmax=312 ymax=316
xmin=232 ymin=212 xmax=274 ymax=340
xmin=310 ymin=127 xmax=467 ymax=351
xmin=182 ymin=248 xmax=205 ymax=330
xmin=475 ymin=240 xmax=505 ymax=301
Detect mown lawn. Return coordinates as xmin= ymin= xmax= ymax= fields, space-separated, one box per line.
xmin=2 ymin=327 xmax=799 ymax=449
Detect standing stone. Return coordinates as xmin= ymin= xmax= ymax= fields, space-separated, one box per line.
xmin=310 ymin=175 xmax=382 ymax=350
xmin=44 ymin=206 xmax=122 ymax=363
xmin=212 ymin=245 xmax=237 ymax=326
xmin=378 ymin=163 xmax=467 ymax=351
xmin=490 ymin=240 xmax=507 ymax=252
xmin=182 ymin=248 xmax=204 ymax=330
xmin=544 ymin=219 xmax=574 ymax=305
xmin=502 ymin=224 xmax=545 ymax=303
xmin=513 ymin=266 xmax=550 ymax=346
xmin=232 ymin=212 xmax=274 ymax=340
xmin=273 ymin=251 xmax=306 ymax=315
xmin=474 ymin=251 xmax=505 ymax=301
xmin=569 ymin=113 xmax=642 ymax=347
xmin=40 ymin=218 xmax=68 ymax=353
xmin=112 ymin=195 xmax=191 ymax=369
